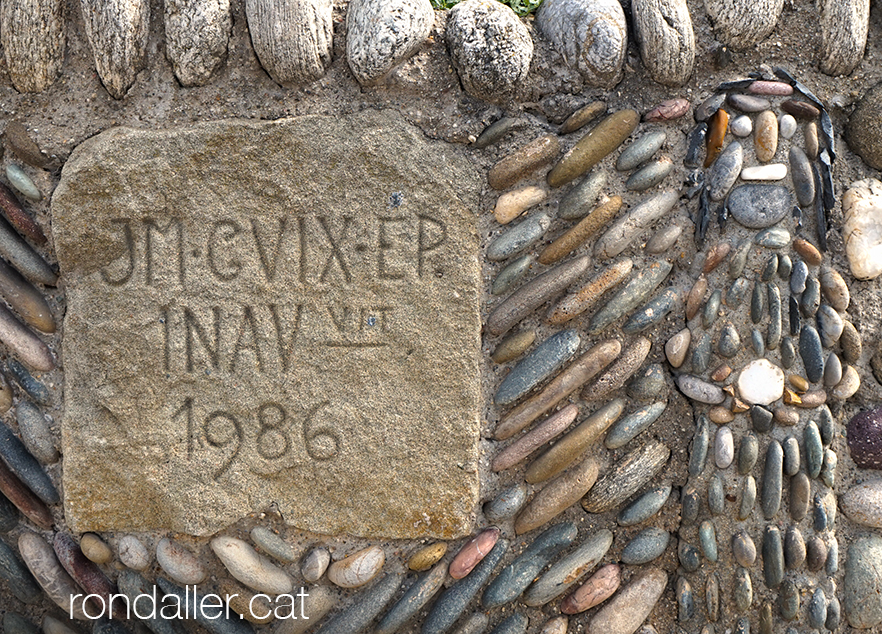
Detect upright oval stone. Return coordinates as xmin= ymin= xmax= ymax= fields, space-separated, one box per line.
xmin=790 ymin=146 xmax=815 ymax=206
xmin=844 ymin=536 xmax=882 ymax=629
xmin=728 ymin=184 xmax=791 ymax=228
xmin=843 ymin=179 xmax=882 ymax=279
xmin=704 ymin=0 xmax=784 ymax=49
xmin=0 ymin=0 xmax=64 ymax=93
xmin=446 ymin=0 xmax=533 ymax=104
xmin=754 ymin=111 xmax=778 ymax=162
xmin=632 ymin=0 xmax=695 ymax=86
xmin=81 ymin=0 xmax=150 ymax=98
xmin=536 ymin=0 xmax=627 ymax=88
xmin=164 ymin=0 xmax=232 ymax=87
xmin=346 ymin=0 xmax=433 ymax=85
xmin=820 ymin=0 xmax=869 ymax=76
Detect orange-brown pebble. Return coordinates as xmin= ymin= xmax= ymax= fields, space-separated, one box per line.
xmin=789 ymin=374 xmax=809 ymax=393
xmin=514 ymin=458 xmax=599 ymax=535
xmin=560 ymin=563 xmax=621 ymax=614
xmin=710 ymin=364 xmax=732 ymax=382
xmin=408 ymin=543 xmax=448 ymax=571
xmin=487 ymin=135 xmax=561 ymax=190
xmin=774 ymin=407 xmax=799 ymax=426
xmin=449 ymin=527 xmax=500 ymax=580
xmin=494 ymin=186 xmax=548 ymax=224
xmin=793 ymin=239 xmax=822 ymax=266
xmin=492 ymin=330 xmax=536 ymax=364
xmin=686 ymin=275 xmax=708 ymax=320
xmin=704 ymin=109 xmax=729 ymax=167
xmin=732 ymin=398 xmax=750 ymax=413
xmin=538 ymin=196 xmax=622 ymax=265
xmin=754 ymin=110 xmax=778 ymax=162
xmin=703 ymin=242 xmax=732 ymax=274
xmin=796 ymin=390 xmax=827 ymax=408
xmin=709 ymin=406 xmax=734 ymax=424
xmin=723 ymin=385 xmax=736 ymax=397
xmin=783 ymin=388 xmax=802 ymax=405
xmin=548 ymin=260 xmax=633 ymax=325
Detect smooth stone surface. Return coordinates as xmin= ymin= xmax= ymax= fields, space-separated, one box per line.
xmin=782 ymin=436 xmax=800 ymax=475
xmin=731 ymin=115 xmax=753 ymax=136
xmin=754 ymin=110 xmax=778 ymax=162
xmin=515 ymin=457 xmax=599 ymax=534
xmin=825 ymin=351 xmax=843 ymax=386
xmin=728 ymin=93 xmax=771 ymax=112
xmin=302 ymin=547 xmax=331 ymax=582
xmin=375 ymin=566 xmax=445 ymax=634
xmin=738 ymin=359 xmax=785 ymax=405
xmin=762 ymin=526 xmax=784 ymax=588
xmin=561 ymin=101 xmax=607 ymax=134
xmin=594 ymin=190 xmax=679 ymax=259
xmin=627 ymin=364 xmax=666 ymax=400
xmin=737 ymin=475 xmax=756 ymax=520
xmin=709 ymin=473 xmax=725 ymax=515
xmin=495 ymin=330 xmax=581 ymax=406
xmin=741 ymin=164 xmax=786 ymax=180
xmin=446 ymin=0 xmax=532 ymax=104
xmin=807 ymin=536 xmax=828 ymax=571
xmin=729 ymin=184 xmax=792 ymax=228
xmin=790 ymin=146 xmax=815 ymax=206
xmin=791 ymin=473 xmax=811 ymax=520
xmin=665 ymin=328 xmax=690 ymax=368
xmin=485 ymin=483 xmax=528 ymax=523
xmin=703 ymin=289 xmax=723 ymax=328
xmin=780 ymin=113 xmax=797 ymax=138
xmin=800 ymin=325 xmax=825 ymax=382
xmin=524 ymin=529 xmax=613 ymax=606
xmin=54 ymin=112 xmax=484 ymax=539
xmin=328 ymin=545 xmax=385 ymax=588
xmin=605 ymin=401 xmax=666 ymax=449
xmin=487 ymin=214 xmax=551 ymax=261
xmin=536 ymin=0 xmax=628 ymax=89
xmin=845 ymin=536 xmax=882 ymax=628
xmin=738 ymin=434 xmax=759 ymax=474
xmin=19 ymin=531 xmax=89 ymax=619
xmin=493 ymin=256 xmax=534 ymax=297
xmin=16 ymin=401 xmax=58 ymax=464
xmin=755 ymin=226 xmax=791 ymax=248
xmin=211 ymin=535 xmax=292 ymax=594
xmin=733 ymin=567 xmax=752 ymax=611
xmin=625 ymin=158 xmax=673 ymax=191
xmin=492 ymin=406 xmax=578 ymax=473
xmin=492 ymin=330 xmax=536 ymax=364
xmin=561 ymin=563 xmax=620 ymax=614
xmin=488 ymin=136 xmax=562 ymax=191
xmin=699 ymin=520 xmax=718 ymax=562
xmin=727 ymin=278 xmax=749 ymax=308
xmin=475 ymin=118 xmax=526 ymax=149
xmin=617 ymin=483 xmax=672 ymax=526
xmin=249 ymin=527 xmax=297 ymax=564
xmin=547 ymin=110 xmax=638 ymax=188
xmin=805 ymin=420 xmax=824 ymax=478
xmin=842 ymin=319 xmax=862 ymax=362
xmin=717 ymin=323 xmax=741 ymax=358
xmin=784 ymin=526 xmax=806 ymax=569
xmin=679 ymin=541 xmax=701 ymax=571
xmin=6 ymin=165 xmax=40 ymax=201
xmin=0 ymin=421 xmax=58 ymax=504
xmin=761 ymin=440 xmax=783 ymax=519
xmin=495 ymin=186 xmax=548 ymax=224
xmin=617 ymin=130 xmax=667 ymax=171
xmin=715 ymin=426 xmax=734 ymax=469
xmin=819 ymin=265 xmax=851 ymax=310
xmin=582 ymin=335 xmax=650 ymax=401
xmin=751 ymin=405 xmax=773 ymax=434
xmin=678 ymin=374 xmax=725 ymax=404
xmin=622 ymin=527 xmax=669 ymax=564
xmin=584 ymin=567 xmax=667 ymax=634
xmin=118 ymin=535 xmax=150 ymax=571
xmin=688 ymin=415 xmax=709 ymax=476
xmin=559 ymin=170 xmax=608 ymax=219
xmin=732 ymin=531 xmax=756 ymax=567
xmin=843 ymin=179 xmax=882 ymax=279
xmin=842 ymin=480 xmax=882 ymax=527
xmin=156 ymin=538 xmax=206 ymax=585
xmin=707 ymin=141 xmax=743 ymax=200
xmin=817 ymin=303 xmax=844 ymax=347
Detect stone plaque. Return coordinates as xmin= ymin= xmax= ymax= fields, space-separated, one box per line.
xmin=52 ymin=110 xmax=482 ymax=539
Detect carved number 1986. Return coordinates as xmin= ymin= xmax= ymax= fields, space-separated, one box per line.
xmin=172 ymin=398 xmax=341 ymax=480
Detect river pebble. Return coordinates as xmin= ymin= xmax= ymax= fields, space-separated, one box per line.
xmin=156 ymin=538 xmax=206 ymax=585
xmin=791 ymin=472 xmax=811 ymax=521
xmin=494 ymin=186 xmax=548 ymax=224
xmin=622 ymin=527 xmax=670 ymax=565
xmin=731 ymin=115 xmax=752 ymax=136
xmin=728 ymin=94 xmax=771 ymax=112
xmin=677 ymin=374 xmax=725 ymax=404
xmin=626 ymin=158 xmax=673 ymax=191
xmin=738 ymin=358 xmax=785 ymax=405
xmin=665 ymin=328 xmax=690 ymax=368
xmin=560 ymin=563 xmax=620 ymax=614
xmin=618 ymin=483 xmax=672 ymax=526
xmin=0 ymin=537 xmax=40 ymax=604
xmin=738 ymin=433 xmax=759 ymax=474
xmin=843 ymin=179 xmax=882 ymax=279
xmin=594 ymin=190 xmax=679 ymax=259
xmin=816 ymin=303 xmax=843 ymax=348
xmin=584 ymin=567 xmax=667 ymax=634
xmin=761 ymin=440 xmax=783 ymax=519
xmin=779 ymin=113 xmax=797 ymax=138
xmin=617 ymin=130 xmax=666 ymax=171
xmin=493 ymin=256 xmax=534 ymax=297
xmin=492 ymin=330 xmax=536 ymax=365
xmin=582 ymin=337 xmax=651 ymax=401
xmin=376 ymin=567 xmax=445 ymax=634
xmin=686 ymin=275 xmax=708 ymax=320
xmin=450 ymin=527 xmax=501 ymax=579
xmin=707 ymin=141 xmax=743 ymax=200
xmin=561 ymin=101 xmax=606 ymax=134
xmin=715 ymin=426 xmax=734 ymax=469
xmin=737 ymin=475 xmax=756 ymax=520
xmin=741 ymin=164 xmax=786 ymax=180
xmin=644 ymin=97 xmax=690 ymax=122
xmin=733 ymin=567 xmax=752 ymax=611
xmin=582 ymin=441 xmax=670 ymax=513
xmin=516 ymin=457 xmax=599 ymax=534
xmin=558 ymin=170 xmax=607 ymax=220
xmin=717 ymin=323 xmax=741 ymax=358
xmin=807 ymin=536 xmax=828 ymax=571
xmin=211 ymin=535 xmax=293 ymax=595
xmin=762 ymin=526 xmax=784 ymax=588
xmin=842 ymin=480 xmax=882 ymax=527
xmin=495 ymin=329 xmax=580 ymax=406
xmin=844 ymin=536 xmax=882 ymax=628
xmin=540 ymin=197 xmax=621 ymax=265
xmin=699 ymin=520 xmax=718 ymax=562
xmin=249 ymin=527 xmax=297 ymax=564
xmin=6 ymin=165 xmax=40 ymax=201
xmin=488 ymin=135 xmax=561 ymax=190
xmin=627 ymin=364 xmax=666 ymax=400
xmin=19 ymin=531 xmax=89 ymax=619
xmin=790 ymin=146 xmax=815 ymax=206
xmin=799 ymin=325 xmax=825 ymax=382
xmin=474 ymin=117 xmax=525 ymax=149
xmin=485 ymin=482 xmax=528 ymax=522
xmin=15 ymin=401 xmax=56 ymax=464
xmin=751 ymin=404 xmax=773 ymax=433
xmin=755 ymin=226 xmax=790 ymax=248
xmin=709 ymin=473 xmax=725 ymax=515
xmin=327 ymin=545 xmax=385 ymax=589
xmin=729 ymin=184 xmax=792 ymax=228
xmin=524 ymin=529 xmax=613 ymax=606
xmin=754 ymin=110 xmax=778 ymax=162
xmin=732 ymin=530 xmax=756 ymax=567
xmin=783 ymin=99 xmax=820 ymax=119
xmin=549 ymin=259 xmax=633 ymax=324
xmin=689 ymin=416 xmax=709 ymax=477
xmin=493 ymin=406 xmax=577 ymax=473
xmin=488 ymin=213 xmax=551 ymax=262
xmin=842 ymin=319 xmax=862 ymax=362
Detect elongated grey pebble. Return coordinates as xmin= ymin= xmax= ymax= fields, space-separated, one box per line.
xmin=582 ymin=441 xmax=670 ymax=513
xmin=827 ymin=594 xmax=842 ymax=630
xmin=474 ymin=118 xmax=526 ymax=149
xmin=245 ymin=528 xmax=296 ymax=565
xmin=706 ymin=572 xmax=720 ymax=622
xmin=808 ymin=587 xmax=827 ymax=630
xmin=801 ymin=275 xmax=820 ymax=317
xmin=482 ymin=523 xmax=576 ymax=608
xmin=7 ymin=360 xmax=50 ymax=405
xmin=703 ymin=289 xmax=723 ymax=328
xmin=678 ymin=374 xmax=724 ymax=404
xmin=376 ymin=567 xmax=445 ymax=634
xmin=618 ymin=130 xmax=667 ymax=171
xmin=453 ymin=614 xmax=489 ymax=634
xmin=726 ymin=277 xmax=750 ymax=307
xmin=6 ymin=165 xmax=40 ymax=202
xmin=681 ymin=486 xmax=699 ymax=525
xmin=755 ymin=226 xmax=791 ymax=248
xmin=761 ymin=255 xmax=778 ymax=282
xmin=780 ymin=579 xmax=799 ymax=619
xmin=485 ymin=483 xmax=528 ymax=522
xmin=646 ymin=224 xmax=682 ymax=254
xmin=157 ymin=577 xmax=253 ymax=634
xmin=763 ymin=526 xmax=784 ymax=588
xmin=816 ymin=304 xmax=843 ymax=347
xmin=791 ymin=472 xmax=811 ymax=521
xmin=487 ymin=614 xmax=527 ymax=634
xmin=488 ymin=214 xmax=551 ymax=262
xmin=689 ymin=415 xmax=710 ymax=476
xmin=524 ymin=529 xmax=613 ymax=606
xmin=824 ymin=351 xmax=842 ymax=386
xmin=626 ymin=158 xmax=673 ymax=191
xmin=790 ymin=146 xmax=815 ymax=206
xmin=718 ymin=323 xmax=741 ymax=358
xmin=827 ymin=536 xmax=839 ymax=574
xmin=778 ymin=254 xmax=793 ymax=279
xmin=622 ymin=527 xmax=669 ymax=565
xmin=818 ymin=405 xmax=834 ymax=446
xmin=734 ymin=567 xmax=753 ymax=611
xmin=821 ymin=448 xmax=837 ymax=488
xmin=117 ymin=570 xmax=182 ymax=634
xmin=488 ymin=256 xmax=590 ymax=336
xmin=715 ymin=426 xmax=735 ymax=468
xmin=559 ymin=171 xmax=608 ymax=220
xmin=814 ymin=493 xmax=829 ymax=531
xmin=732 ymin=531 xmax=756 ymax=567
xmin=782 ymin=436 xmax=800 ymax=476
xmin=728 ymin=93 xmax=771 ymax=112
xmin=0 ymin=537 xmax=40 ymax=604
xmin=738 ymin=475 xmax=757 ymax=520
xmin=0 ymin=421 xmax=58 ymax=504
xmin=729 ymin=184 xmax=792 ymax=229
xmin=679 ymin=541 xmax=701 ymax=572
xmin=622 ymin=288 xmax=678 ymax=334
xmin=605 ymin=401 xmax=666 ymax=449
xmin=422 ymin=539 xmax=508 ymax=634
xmin=589 ymin=261 xmax=672 ymax=334
xmin=699 ymin=520 xmax=718 ymax=562
xmin=708 ymin=141 xmax=743 ymax=201
xmin=677 ymin=577 xmax=695 ymax=621
xmin=791 ymin=259 xmax=808 ymax=293
xmin=495 ymin=330 xmax=581 ymax=406
xmin=16 ymin=401 xmax=56 ymax=464
xmin=805 ymin=420 xmax=823 ymax=478
xmin=761 ymin=439 xmax=783 ymax=519
xmin=709 ymin=474 xmax=725 ymax=515
xmin=0 ymin=493 xmax=18 ymax=532
xmin=739 ymin=433 xmax=759 ymax=474
xmin=782 ymin=336 xmax=796 ymax=368
xmin=594 ymin=190 xmax=679 ymax=259
xmin=492 ymin=255 xmax=534 ymax=296
xmin=730 ymin=239 xmax=752 ymax=278
xmin=627 ymin=364 xmax=666 ymax=400
xmin=767 ymin=284 xmax=782 ymax=349
xmin=751 ymin=328 xmax=765 ymax=355
xmin=618 ymin=484 xmax=672 ymax=526
xmin=800 ymin=325 xmax=825 ymax=382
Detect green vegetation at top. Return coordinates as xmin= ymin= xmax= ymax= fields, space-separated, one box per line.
xmin=430 ymin=0 xmax=544 ymax=17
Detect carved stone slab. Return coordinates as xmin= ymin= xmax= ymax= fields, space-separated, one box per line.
xmin=51 ymin=110 xmax=482 ymax=539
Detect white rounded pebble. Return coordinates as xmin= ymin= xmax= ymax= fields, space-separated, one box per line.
xmin=302 ymin=547 xmax=331 ymax=582
xmin=741 ymin=164 xmax=787 ymax=181
xmin=779 ymin=114 xmax=797 ymax=139
xmin=731 ymin=115 xmax=753 ymax=137
xmin=737 ymin=358 xmax=785 ymax=405
xmin=118 ymin=535 xmax=150 ymax=570
xmin=156 ymin=537 xmax=206 ymax=585
xmin=327 ymin=545 xmax=385 ymax=588
xmin=843 ymin=179 xmax=882 ymax=279
xmin=211 ymin=535 xmax=293 ymax=594
xmin=715 ymin=426 xmax=735 ymax=469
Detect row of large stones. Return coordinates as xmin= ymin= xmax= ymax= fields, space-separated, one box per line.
xmin=1 ymin=0 xmax=873 ymax=101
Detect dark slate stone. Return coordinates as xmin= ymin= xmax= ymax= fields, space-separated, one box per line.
xmin=813 ymin=493 xmax=828 ymax=532
xmin=751 ymin=328 xmax=765 ymax=355
xmin=376 ymin=566 xmax=446 ymax=634
xmin=799 ymin=325 xmax=825 ymax=383
xmin=623 ymin=289 xmax=678 ymax=334
xmin=819 ymin=405 xmax=835 ymax=446
xmin=708 ymin=474 xmax=724 ymax=515
xmin=0 ymin=538 xmax=40 ymax=603
xmin=703 ymin=289 xmax=723 ymax=328
xmin=156 ymin=577 xmax=253 ymax=634
xmin=751 ymin=281 xmax=766 ymax=323
xmin=718 ymin=323 xmax=741 ymax=358
xmin=751 ymin=405 xmax=773 ymax=434
xmin=779 ymin=579 xmax=799 ymax=620
xmin=777 ymin=254 xmax=792 ymax=279
xmin=315 ymin=573 xmax=404 ymax=634
xmin=781 ymin=336 xmax=796 ymax=369
xmin=677 ymin=577 xmax=695 ymax=622
xmin=726 ymin=277 xmax=749 ymax=307
xmin=762 ymin=526 xmax=784 ymax=588
xmin=618 ymin=483 xmax=672 ymax=526
xmin=761 ymin=440 xmax=783 ymax=519
xmin=679 ymin=541 xmax=701 ymax=572
xmin=0 ymin=421 xmax=58 ymax=504
xmin=782 ymin=436 xmax=800 ymax=476
xmin=847 ymin=406 xmax=882 ymax=469
xmin=766 ymin=283 xmax=781 ymax=349
xmin=681 ymin=486 xmax=699 ymax=525
xmin=790 ymin=146 xmax=815 ymax=206
xmin=698 ymin=521 xmax=717 ymax=562
xmin=805 ymin=421 xmax=823 ymax=478
xmin=789 ymin=295 xmax=801 ymax=336
xmin=491 ymin=255 xmax=534 ymax=296
xmin=761 ymin=255 xmax=777 ymax=282
xmin=484 ymin=483 xmax=528 ymax=522
xmin=800 ymin=275 xmax=820 ymax=317
xmin=0 ymin=492 xmax=19 ymax=532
